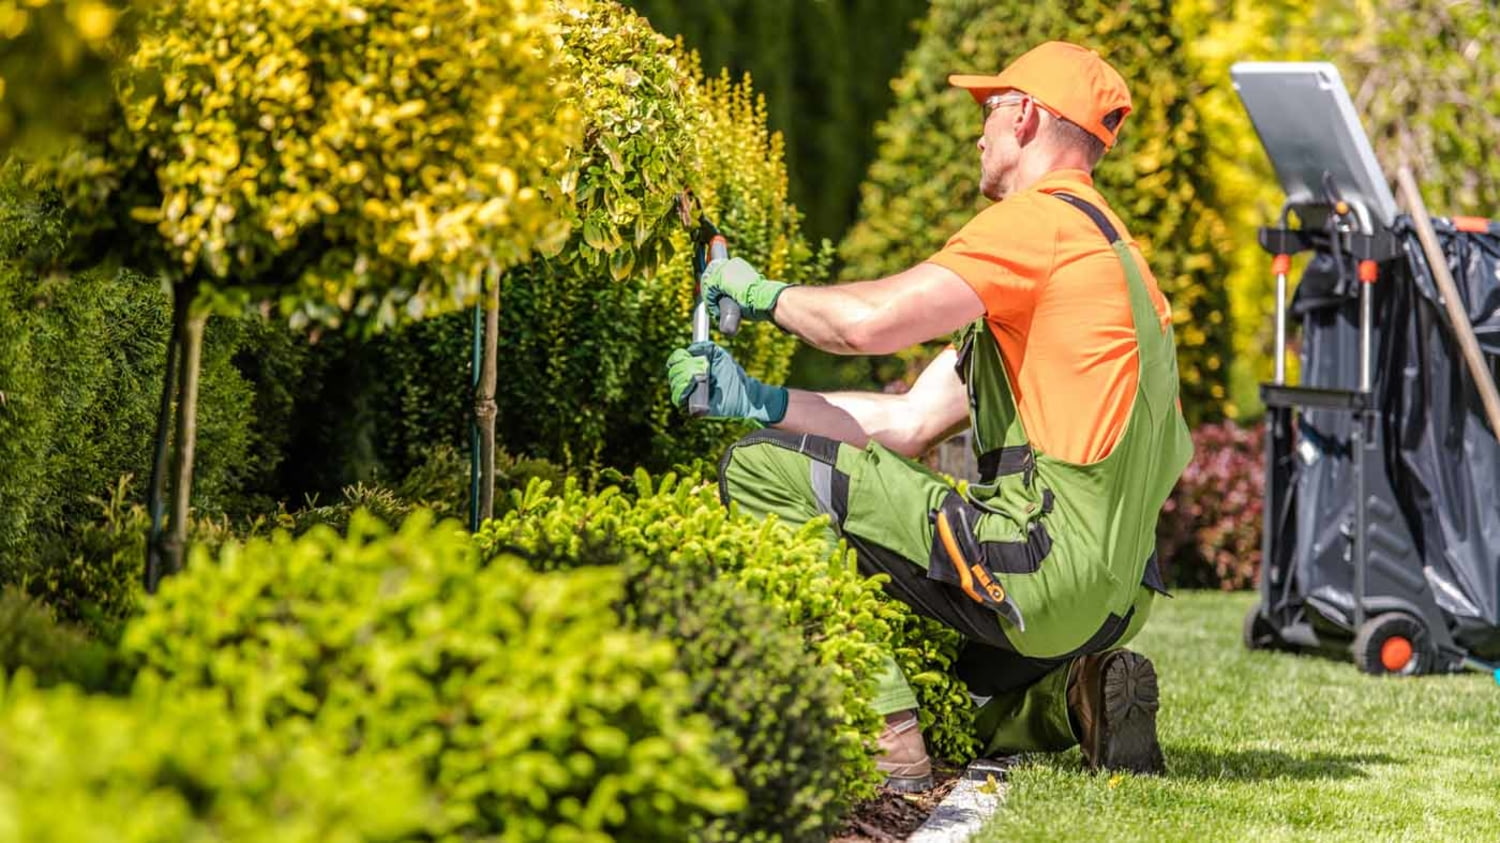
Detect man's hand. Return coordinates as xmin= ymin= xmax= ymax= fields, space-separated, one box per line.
xmin=667 ymin=341 xmax=788 ymax=424
xmin=704 ymin=257 xmax=789 ymax=323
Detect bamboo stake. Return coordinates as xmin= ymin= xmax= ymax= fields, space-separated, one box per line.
xmin=1395 ymin=165 xmax=1500 ymax=440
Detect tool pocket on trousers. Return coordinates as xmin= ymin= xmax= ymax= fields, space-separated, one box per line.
xmin=926 ymin=491 xmax=1050 ymax=631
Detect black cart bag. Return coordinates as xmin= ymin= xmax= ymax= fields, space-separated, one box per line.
xmin=1248 ymin=215 xmax=1500 ymax=675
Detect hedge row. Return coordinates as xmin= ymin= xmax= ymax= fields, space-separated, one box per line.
xmin=123 ymin=511 xmax=743 ymax=839
xmin=479 ymin=471 xmax=984 ymax=768
xmin=0 ymin=440 xmax=1283 ymax=839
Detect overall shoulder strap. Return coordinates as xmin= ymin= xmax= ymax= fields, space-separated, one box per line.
xmin=1050 ymin=192 xmax=1120 ymax=243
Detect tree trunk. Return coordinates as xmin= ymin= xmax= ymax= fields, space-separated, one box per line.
xmin=475 ymin=269 xmax=501 ymax=525
xmin=161 ymin=306 xmax=208 ymax=580
xmin=144 ymin=289 xmax=184 ymax=593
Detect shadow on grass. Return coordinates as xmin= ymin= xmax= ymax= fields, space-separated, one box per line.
xmin=1164 ymin=745 xmax=1399 ymax=781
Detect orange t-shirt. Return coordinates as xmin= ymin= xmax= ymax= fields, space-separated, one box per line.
xmin=926 ymin=169 xmax=1171 ymax=465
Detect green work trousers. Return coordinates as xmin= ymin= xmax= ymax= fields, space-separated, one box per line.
xmin=718 ymin=429 xmax=1155 ymax=755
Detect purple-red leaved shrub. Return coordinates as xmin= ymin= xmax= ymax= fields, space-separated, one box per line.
xmin=1157 ymin=421 xmax=1265 ymax=590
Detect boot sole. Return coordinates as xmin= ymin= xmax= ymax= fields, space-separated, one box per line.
xmin=1096 ymin=651 xmax=1166 ymax=775
xmin=882 ymin=772 xmax=935 ymax=793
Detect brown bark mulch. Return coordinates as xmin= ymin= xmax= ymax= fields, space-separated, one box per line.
xmin=830 ymin=762 xmax=966 ymax=843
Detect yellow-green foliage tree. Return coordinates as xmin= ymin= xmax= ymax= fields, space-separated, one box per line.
xmin=488 ymin=0 xmax=828 ymax=471
xmin=0 ymin=0 xmax=131 ymax=150
xmin=25 ymin=0 xmax=580 ymax=583
xmin=841 ymin=0 xmax=1235 ymax=424
xmin=1183 ymin=0 xmax=1497 ymax=418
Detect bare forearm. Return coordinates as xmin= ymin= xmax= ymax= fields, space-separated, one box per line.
xmin=776 ymin=388 xmax=927 ymax=457
xmin=771 ymin=263 xmax=985 ymax=356
xmin=773 ymin=284 xmax=885 ymax=355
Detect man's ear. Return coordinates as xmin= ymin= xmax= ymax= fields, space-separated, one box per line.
xmin=1014 ymin=97 xmax=1043 ymax=145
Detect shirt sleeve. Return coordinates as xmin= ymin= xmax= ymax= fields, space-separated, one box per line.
xmin=925 ymin=198 xmax=1057 ymax=329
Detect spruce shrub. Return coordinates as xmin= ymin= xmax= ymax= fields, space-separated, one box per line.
xmin=123 ymin=510 xmax=741 ymax=839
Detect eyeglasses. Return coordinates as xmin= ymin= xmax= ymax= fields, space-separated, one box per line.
xmin=982 ymin=92 xmax=1027 ymax=124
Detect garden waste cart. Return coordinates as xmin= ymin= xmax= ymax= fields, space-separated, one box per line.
xmin=1233 ymin=62 xmax=1500 ymax=678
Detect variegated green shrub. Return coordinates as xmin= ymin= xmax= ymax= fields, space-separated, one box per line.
xmin=479 ymin=470 xmax=892 ymax=836
xmin=124 ymin=510 xmax=742 ymax=839
xmin=0 ymin=672 xmax=427 ymax=842
xmin=478 ymin=471 xmax=988 ymax=801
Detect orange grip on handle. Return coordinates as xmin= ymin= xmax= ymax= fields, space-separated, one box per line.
xmin=1271 ymin=254 xmax=1291 ymax=275
xmin=1358 ymin=260 xmax=1378 ymax=284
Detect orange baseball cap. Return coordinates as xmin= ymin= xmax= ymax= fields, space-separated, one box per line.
xmin=949 ymin=41 xmax=1132 ymax=150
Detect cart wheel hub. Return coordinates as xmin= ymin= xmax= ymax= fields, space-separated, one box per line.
xmin=1380 ymin=636 xmax=1414 ymax=671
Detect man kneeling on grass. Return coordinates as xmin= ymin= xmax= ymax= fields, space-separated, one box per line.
xmin=667 ymin=41 xmax=1192 ymax=790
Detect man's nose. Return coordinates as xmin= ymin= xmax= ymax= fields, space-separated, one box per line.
xmin=976 ymin=136 xmax=986 ymax=152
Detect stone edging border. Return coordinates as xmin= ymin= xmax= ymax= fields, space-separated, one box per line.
xmin=906 ymin=758 xmax=1012 ymax=842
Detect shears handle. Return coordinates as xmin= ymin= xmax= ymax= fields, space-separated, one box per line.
xmin=706 ymin=236 xmax=742 ymax=337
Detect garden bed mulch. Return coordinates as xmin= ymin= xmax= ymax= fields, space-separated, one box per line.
xmin=832 ymin=762 xmax=965 ymax=842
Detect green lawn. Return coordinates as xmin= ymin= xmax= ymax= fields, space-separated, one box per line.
xmin=977 ymin=591 xmax=1500 ymax=842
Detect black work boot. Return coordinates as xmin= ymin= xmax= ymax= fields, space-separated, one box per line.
xmin=1066 ymin=649 xmax=1166 ymax=775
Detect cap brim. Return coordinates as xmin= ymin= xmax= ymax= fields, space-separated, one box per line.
xmin=948 ymin=74 xmax=1007 ymax=102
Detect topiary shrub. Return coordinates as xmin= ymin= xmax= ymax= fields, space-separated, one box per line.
xmin=331 ymin=0 xmax=829 ymax=479
xmin=0 ymin=672 xmax=427 ymax=841
xmin=123 ymin=510 xmax=741 ymax=840
xmin=1157 ymin=420 xmax=1264 ymax=590
xmin=485 ymin=478 xmax=871 ymax=840
xmin=840 ymin=0 xmax=1235 ymax=424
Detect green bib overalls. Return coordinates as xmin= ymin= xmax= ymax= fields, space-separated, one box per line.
xmin=719 ymin=193 xmax=1192 ymax=753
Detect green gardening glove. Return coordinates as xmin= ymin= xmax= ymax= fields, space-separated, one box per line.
xmin=666 ymin=341 xmax=788 ymax=424
xmin=703 ymin=257 xmax=790 ymax=323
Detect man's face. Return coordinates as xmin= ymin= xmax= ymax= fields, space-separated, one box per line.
xmin=976 ymin=92 xmax=1025 ymax=201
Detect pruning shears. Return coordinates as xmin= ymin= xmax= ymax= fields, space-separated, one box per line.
xmin=677 ymin=190 xmax=742 ymax=416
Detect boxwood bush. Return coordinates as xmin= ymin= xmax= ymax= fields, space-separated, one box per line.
xmin=485 ymin=476 xmax=874 ymax=839
xmin=123 ymin=510 xmax=740 ymax=840
xmin=479 ymin=471 xmax=989 ymax=790
xmin=0 ymin=672 xmax=426 ymax=841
